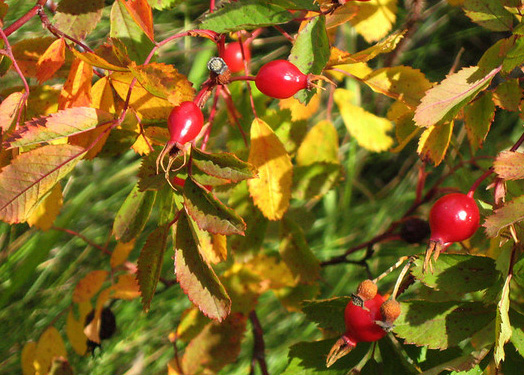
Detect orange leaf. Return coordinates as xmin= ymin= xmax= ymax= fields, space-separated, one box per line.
xmin=12 ymin=37 xmax=58 ymax=78
xmin=110 ymin=273 xmax=141 ymax=300
xmin=58 ymin=58 xmax=92 ymax=110
xmin=248 ymin=118 xmax=292 ymax=221
xmin=122 ymin=0 xmax=154 ymax=41
xmin=72 ymin=270 xmax=109 ymax=303
xmin=36 ymin=38 xmax=66 ymax=84
xmin=110 ymin=240 xmax=135 ymax=268
xmin=27 ymin=183 xmax=63 ymax=231
xmin=34 ymin=327 xmax=67 ymax=375
xmin=84 ymin=288 xmax=111 ymax=344
xmin=21 ymin=341 xmax=37 ymax=375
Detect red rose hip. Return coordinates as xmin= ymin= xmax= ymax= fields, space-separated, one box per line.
xmin=167 ymin=101 xmax=204 ymax=146
xmin=255 ymin=60 xmax=308 ymax=99
xmin=222 ymin=41 xmax=251 ymax=73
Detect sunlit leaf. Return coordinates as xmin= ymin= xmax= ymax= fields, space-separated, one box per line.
xmin=494 ymin=151 xmax=524 ymax=180
xmin=463 ymin=0 xmax=514 ymax=32
xmin=34 ymin=326 xmax=67 ymax=375
xmin=3 ymin=107 xmax=113 ymax=149
xmin=70 ymin=49 xmax=129 ymax=72
xmin=175 ymin=212 xmax=231 ymax=321
xmin=36 ymin=38 xmax=66 ymax=84
xmin=53 ymin=0 xmax=104 ymax=40
xmin=417 ymin=121 xmax=454 ymax=166
xmin=349 ymin=0 xmax=398 ymax=43
xmin=463 ymin=92 xmax=495 ymax=151
xmin=72 ymin=270 xmax=108 ymax=303
xmin=66 ymin=301 xmax=91 ymax=355
xmin=279 ymin=92 xmax=321 ymax=121
xmin=111 ymin=274 xmax=141 ymax=300
xmin=0 ymin=91 xmax=24 ymax=132
xmin=493 ymin=79 xmax=521 ymax=111
xmin=494 ymin=274 xmax=512 ymax=365
xmin=296 ymin=120 xmax=339 ymax=166
xmin=334 ymin=88 xmax=394 ymax=152
xmin=113 ymin=184 xmax=156 ymax=242
xmin=325 ymin=2 xmax=359 ymax=29
xmin=245 ymin=254 xmax=296 ymax=291
xmin=192 ymin=223 xmax=227 ymax=264
xmin=484 ymin=195 xmax=524 ymax=237
xmin=122 ymin=0 xmax=155 ymax=41
xmin=221 ymin=264 xmax=261 ymax=314
xmin=248 ymin=118 xmax=293 ymax=221
xmin=58 ymin=58 xmax=92 ymax=110
xmin=414 ymin=66 xmax=500 ymax=127
xmin=110 ymin=240 xmax=136 ymax=268
xmin=11 ymin=37 xmax=70 ymax=78
xmin=0 ymin=144 xmax=87 ymax=224
xmin=136 ymin=224 xmax=169 ymax=312
xmin=26 ymin=183 xmax=62 ymax=231
xmin=191 ymin=148 xmax=257 ymax=183
xmin=21 ymin=341 xmax=37 ymax=375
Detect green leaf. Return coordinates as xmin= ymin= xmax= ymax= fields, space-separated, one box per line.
xmin=268 ymin=0 xmax=319 ymax=11
xmin=463 ymin=92 xmax=495 ymax=152
xmin=200 ymin=0 xmax=295 ymax=33
xmin=493 ymin=79 xmax=522 ymax=111
xmin=378 ymin=338 xmax=419 ymax=375
xmin=512 ymin=254 xmax=524 ymax=289
xmin=510 ymin=309 xmax=524 ymax=357
xmin=147 ymin=0 xmax=182 ymax=10
xmin=419 ymin=349 xmax=490 ymax=375
xmin=411 ymin=254 xmax=499 ymax=294
xmin=484 ymin=195 xmax=524 ymax=237
xmin=175 ymin=212 xmax=231 ymax=321
xmin=414 ymin=66 xmax=500 ymax=127
xmin=293 ymin=162 xmax=341 ymax=201
xmin=183 ymin=177 xmax=246 ymax=236
xmin=110 ymin=1 xmax=155 ymax=63
xmin=393 ymin=301 xmax=495 ymax=349
xmin=279 ymin=217 xmax=321 ymax=284
xmin=136 ymin=224 xmax=169 ymax=312
xmin=52 ymin=0 xmax=104 ymax=40
xmin=283 ymin=339 xmax=371 ymax=374
xmin=191 ymin=148 xmax=257 ymax=183
xmin=3 ymin=107 xmax=114 ymax=149
xmin=137 ymin=148 xmax=168 ymax=191
xmin=494 ymin=274 xmax=512 ymax=365
xmin=0 ymin=144 xmax=86 ymax=224
xmin=290 ymin=15 xmax=329 ymax=103
xmin=302 ymin=297 xmax=350 ymax=333
xmin=263 ymin=109 xmax=308 ymax=155
xmin=494 ymin=151 xmax=524 ymax=180
xmin=113 ymin=184 xmax=156 ymax=243
xmin=463 ymin=0 xmax=514 ymax=32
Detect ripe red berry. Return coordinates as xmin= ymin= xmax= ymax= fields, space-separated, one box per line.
xmin=167 ymin=101 xmax=204 ymax=146
xmin=255 ymin=60 xmax=308 ymax=99
xmin=222 ymin=41 xmax=251 ymax=73
xmin=429 ymin=193 xmax=480 ymax=245
xmin=344 ymin=293 xmax=387 ymax=344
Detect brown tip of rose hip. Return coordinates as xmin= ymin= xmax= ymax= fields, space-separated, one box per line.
xmin=380 ymin=299 xmax=401 ymax=324
xmin=356 ymin=279 xmax=378 ymax=302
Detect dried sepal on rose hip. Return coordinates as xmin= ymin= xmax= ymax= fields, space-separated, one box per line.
xmin=254 ymin=60 xmax=334 ymax=99
xmin=352 ymin=279 xmax=377 ymax=307
xmin=375 ymin=299 xmax=401 ymax=332
xmin=423 ymin=192 xmax=480 ymax=272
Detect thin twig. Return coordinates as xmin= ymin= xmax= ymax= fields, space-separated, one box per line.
xmin=249 ymin=311 xmax=269 ymax=375
xmin=52 ymin=226 xmax=111 ymax=255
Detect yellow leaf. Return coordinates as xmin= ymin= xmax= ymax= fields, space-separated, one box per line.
xmin=110 ymin=240 xmax=135 ymax=268
xmin=334 ymin=89 xmax=394 ymax=152
xmin=72 ymin=270 xmax=108 ymax=303
xmin=0 ymin=91 xmax=24 ymax=132
xmin=27 ymin=183 xmax=63 ymax=231
xmin=131 ymin=133 xmax=153 ymax=155
xmin=279 ymin=91 xmax=320 ymax=121
xmin=448 ymin=0 xmax=464 ymax=5
xmin=296 ymin=120 xmax=339 ymax=166
xmin=58 ymin=58 xmax=92 ymax=110
xmin=36 ymin=38 xmax=66 ymax=84
xmin=247 ymin=118 xmax=292 ymax=221
xmin=350 ymin=0 xmax=398 ymax=43
xmin=91 ymin=76 xmax=116 ymax=113
xmin=327 ymin=61 xmax=373 ymax=81
xmin=110 ymin=71 xmax=174 ymax=120
xmin=66 ymin=301 xmax=91 ymax=355
xmin=417 ymin=121 xmax=454 ymax=166
xmin=12 ymin=37 xmax=60 ymax=78
xmin=34 ymin=327 xmax=67 ymax=375
xmin=110 ymin=274 xmax=141 ymax=300
xmin=193 ymin=221 xmax=227 ymax=264
xmin=84 ymin=288 xmax=111 ymax=344
xmin=245 ymin=254 xmax=296 ymax=291
xmin=21 ymin=341 xmax=37 ymax=375
xmin=167 ymin=358 xmax=183 ymax=375
xmin=26 ymin=85 xmax=60 ymax=118
xmin=325 ymin=2 xmax=359 ymax=29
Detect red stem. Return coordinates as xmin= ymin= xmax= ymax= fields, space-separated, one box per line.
xmin=52 ymin=226 xmax=111 ymax=255
xmin=3 ymin=0 xmax=47 ymax=37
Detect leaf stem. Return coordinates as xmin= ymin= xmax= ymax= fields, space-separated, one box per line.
xmin=52 ymin=226 xmax=111 ymax=255
xmin=249 ymin=310 xmax=269 ymax=375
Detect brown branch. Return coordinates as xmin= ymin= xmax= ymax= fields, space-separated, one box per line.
xmin=249 ymin=310 xmax=269 ymax=375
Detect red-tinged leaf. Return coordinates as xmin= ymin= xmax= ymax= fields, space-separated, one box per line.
xmin=191 ymin=148 xmax=257 ymax=183
xmin=279 ymin=217 xmax=321 ymax=284
xmin=58 ymin=58 xmax=93 ymax=110
xmin=484 ymin=195 xmax=524 ymax=237
xmin=53 ymin=0 xmax=104 ymax=40
xmin=70 ymin=49 xmax=129 ymax=72
xmin=414 ymin=66 xmax=500 ymax=127
xmin=493 ymin=79 xmax=521 ymax=111
xmin=464 ymin=0 xmax=514 ymax=32
xmin=175 ymin=212 xmax=231 ymax=321
xmin=0 ymin=144 xmax=87 ymax=224
xmin=36 ymin=38 xmax=66 ymax=84
xmin=182 ymin=313 xmax=247 ymax=374
xmin=248 ymin=118 xmax=293 ymax=221
xmin=183 ymin=177 xmax=245 ymax=236
xmin=136 ymin=224 xmax=169 ymax=312
xmin=11 ymin=37 xmax=68 ymax=78
xmin=417 ymin=121 xmax=454 ymax=166
xmin=494 ymin=151 xmax=524 ymax=180
xmin=464 ymin=92 xmax=495 ymax=151
xmin=113 ymin=184 xmax=156 ymax=242
xmin=0 ymin=91 xmax=24 ymax=132
xmin=72 ymin=270 xmax=108 ymax=303
xmin=122 ymin=0 xmax=155 ymax=41
xmin=3 ymin=107 xmax=113 ymax=149
xmin=128 ymin=62 xmax=195 ymax=105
